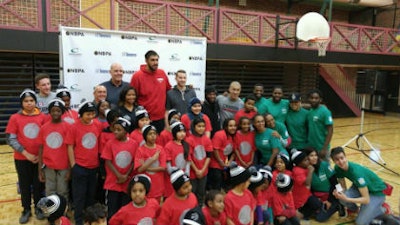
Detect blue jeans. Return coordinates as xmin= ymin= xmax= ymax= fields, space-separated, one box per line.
xmin=340 ymin=185 xmax=385 ymax=225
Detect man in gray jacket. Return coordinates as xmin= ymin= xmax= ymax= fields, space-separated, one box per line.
xmin=165 ymin=69 xmax=197 ymax=115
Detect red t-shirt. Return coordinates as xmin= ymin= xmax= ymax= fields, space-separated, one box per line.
xmin=202 ymin=206 xmax=227 ymax=225
xmin=186 ymin=134 xmax=213 ymax=179
xmin=99 ymin=130 xmax=114 ymax=155
xmin=38 ymin=121 xmax=71 ymax=170
xmin=271 ymin=191 xmax=296 ymax=218
xmin=157 ymin=193 xmax=198 ymax=225
xmin=234 ymin=130 xmax=256 ymax=167
xmin=65 ymin=120 xmax=102 ymax=169
xmin=97 ymin=118 xmax=109 ymax=130
xmin=102 ymin=138 xmax=138 ymax=192
xmin=130 ymin=129 xmax=146 ymax=147
xmin=6 ymin=112 xmax=46 ymax=160
xmin=109 ymin=198 xmax=160 ymax=225
xmin=180 ymin=114 xmax=213 ymax=135
xmin=224 ymin=189 xmax=256 ymax=225
xmin=234 ymin=109 xmax=257 ymax=124
xmin=156 ymin=129 xmax=172 ymax=147
xmin=130 ymin=64 xmax=171 ymax=121
xmin=292 ymin=166 xmax=312 ymax=209
xmin=164 ymin=141 xmax=190 ymax=197
xmin=209 ymin=130 xmax=235 ymax=169
xmin=62 ymin=109 xmax=79 ymax=125
xmin=269 ymin=170 xmax=293 ymax=199
xmin=134 ymin=144 xmax=166 ymax=198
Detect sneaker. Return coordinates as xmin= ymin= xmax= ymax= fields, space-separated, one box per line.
xmin=19 ymin=210 xmax=31 ymax=224
xmin=35 ymin=207 xmax=45 ymax=220
xmin=338 ymin=203 xmax=347 ymax=218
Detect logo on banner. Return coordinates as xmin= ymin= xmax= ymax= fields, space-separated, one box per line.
xmin=190 ymin=72 xmax=202 ymax=76
xmin=169 ymin=53 xmax=180 ymax=61
xmin=122 ymin=52 xmax=137 ymax=57
xmin=67 ymin=68 xmax=85 ymax=73
xmin=94 ymin=51 xmax=112 ymax=56
xmin=147 ymin=36 xmax=158 ymax=43
xmin=65 ymin=31 xmax=84 ymax=36
xmin=124 ymin=70 xmax=135 ymax=74
xmin=121 ymin=35 xmax=138 ymax=40
xmin=167 ymin=71 xmax=175 ymax=76
xmin=96 ymin=69 xmax=110 ymax=74
xmin=95 ymin=33 xmax=112 ymax=38
xmin=189 ymin=56 xmax=204 ymax=61
xmin=193 ymin=87 xmax=201 ymax=91
xmin=69 ymin=48 xmax=81 ymax=55
xmin=191 ymin=40 xmax=203 ymax=45
xmin=168 ymin=39 xmax=182 ymax=44
xmin=69 ymin=84 xmax=82 ymax=92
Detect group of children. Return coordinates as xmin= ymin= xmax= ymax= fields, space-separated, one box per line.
xmin=8 ymin=84 xmax=396 ymax=225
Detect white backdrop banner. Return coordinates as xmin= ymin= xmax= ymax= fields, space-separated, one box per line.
xmin=60 ymin=26 xmax=207 ymax=109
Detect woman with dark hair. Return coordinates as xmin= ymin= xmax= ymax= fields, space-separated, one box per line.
xmin=253 ymin=114 xmax=282 ymax=167
xmin=304 ymin=147 xmax=346 ymax=221
xmin=117 ymin=86 xmax=140 ymax=133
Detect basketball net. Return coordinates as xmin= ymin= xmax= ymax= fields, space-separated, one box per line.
xmin=309 ymin=37 xmax=331 ymax=57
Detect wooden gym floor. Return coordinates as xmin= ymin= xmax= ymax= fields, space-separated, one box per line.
xmin=0 ymin=113 xmax=399 ymax=225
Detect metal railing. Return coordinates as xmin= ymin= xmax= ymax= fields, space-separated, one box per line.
xmin=1 ymin=0 xmax=399 ymax=55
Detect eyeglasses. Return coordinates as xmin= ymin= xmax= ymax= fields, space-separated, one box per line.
xmin=113 ymin=70 xmax=124 ymax=73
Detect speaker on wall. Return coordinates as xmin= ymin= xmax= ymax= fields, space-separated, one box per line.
xmin=356 ymin=70 xmax=376 ymax=94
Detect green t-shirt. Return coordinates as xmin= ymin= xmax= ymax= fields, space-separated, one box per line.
xmin=334 ymin=162 xmax=386 ymax=196
xmin=311 ymin=161 xmax=334 ymax=192
xmin=255 ymin=97 xmax=269 ymax=115
xmin=307 ymin=105 xmax=333 ymax=151
xmin=286 ymin=108 xmax=309 ymax=149
xmin=255 ymin=128 xmax=282 ymax=164
xmin=265 ymin=98 xmax=289 ymax=123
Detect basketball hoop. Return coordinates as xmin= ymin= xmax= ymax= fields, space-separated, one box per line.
xmin=309 ymin=37 xmax=331 ymax=57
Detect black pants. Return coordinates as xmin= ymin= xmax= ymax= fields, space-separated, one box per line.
xmin=298 ymin=195 xmax=323 ymax=219
xmin=106 ymin=190 xmax=130 ymax=221
xmin=71 ymin=164 xmax=97 ymax=225
xmin=207 ymin=168 xmax=224 ymax=191
xmin=274 ymin=217 xmax=300 ymax=225
xmin=151 ymin=119 xmax=165 ymax=134
xmin=15 ymin=159 xmax=43 ymax=211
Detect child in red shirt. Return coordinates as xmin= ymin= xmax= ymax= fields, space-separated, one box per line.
xmin=157 ymin=109 xmax=180 ymax=147
xmin=202 ymin=190 xmax=227 ymax=225
xmin=134 ymin=125 xmax=166 ymax=202
xmin=224 ymin=163 xmax=255 ymax=225
xmin=38 ymin=99 xmax=71 ymax=203
xmin=66 ymin=101 xmax=103 ymax=225
xmin=56 ymin=87 xmax=79 ymax=125
xmin=234 ymin=95 xmax=257 ymax=124
xmin=248 ymin=168 xmax=267 ymax=225
xmin=187 ymin=117 xmax=212 ymax=205
xmin=102 ymin=117 xmax=138 ymax=220
xmin=109 ymin=174 xmax=160 ymax=225
xmin=208 ymin=118 xmax=237 ymax=190
xmin=96 ymin=100 xmax=111 ymax=129
xmin=130 ymin=109 xmax=151 ymax=147
xmin=37 ymin=194 xmax=70 ymax=225
xmin=97 ymin=109 xmax=120 ymax=204
xmin=259 ymin=166 xmax=274 ymax=225
xmin=157 ymin=169 xmax=198 ymax=225
xmin=235 ymin=117 xmax=256 ymax=168
xmin=6 ymin=89 xmax=46 ymax=223
xmin=164 ymin=121 xmax=191 ymax=197
xmin=181 ymin=97 xmax=213 ymax=138
xmin=272 ymin=173 xmax=300 ymax=225
xmin=290 ymin=149 xmax=323 ymax=220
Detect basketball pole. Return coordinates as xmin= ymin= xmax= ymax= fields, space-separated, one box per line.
xmin=341 ymin=94 xmax=394 ymax=174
